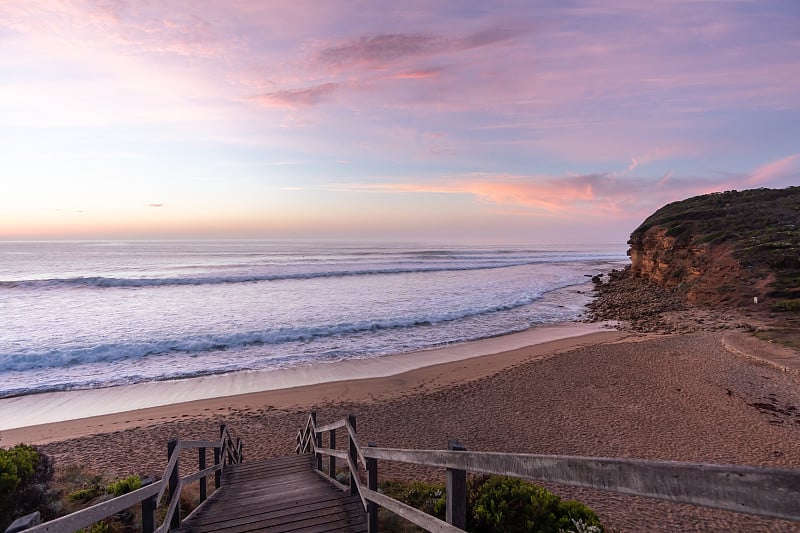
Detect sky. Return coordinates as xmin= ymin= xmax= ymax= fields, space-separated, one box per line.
xmin=1 ymin=1 xmax=799 ymax=244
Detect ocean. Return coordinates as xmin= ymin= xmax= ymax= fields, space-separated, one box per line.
xmin=0 ymin=241 xmax=627 ymax=399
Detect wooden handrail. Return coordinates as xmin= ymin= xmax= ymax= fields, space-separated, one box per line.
xmin=316 ymin=419 xmax=346 ymax=433
xmin=300 ymin=412 xmax=800 ymax=533
xmin=299 ymin=412 xmax=457 ymax=532
xmin=178 ymin=439 xmax=221 ymax=449
xmin=362 ymin=447 xmax=800 ymax=522
xmin=315 ymin=446 xmax=349 ymax=460
xmin=361 ymin=487 xmax=461 ymax=533
xmin=27 ymin=423 xmax=243 ymax=533
xmin=23 ymin=483 xmax=163 ymax=533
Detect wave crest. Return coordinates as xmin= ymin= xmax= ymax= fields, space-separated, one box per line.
xmin=0 ymin=291 xmax=546 ymax=372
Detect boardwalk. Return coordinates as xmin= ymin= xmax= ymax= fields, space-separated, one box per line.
xmin=178 ymin=455 xmax=367 ymax=533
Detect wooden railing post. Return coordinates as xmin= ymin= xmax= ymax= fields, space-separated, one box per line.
xmin=446 ymin=440 xmax=466 ymax=529
xmin=167 ymin=439 xmax=181 ymax=530
xmin=312 ymin=411 xmax=322 ymax=471
xmin=214 ymin=445 xmax=221 ymax=488
xmin=367 ymin=443 xmax=378 ymax=533
xmin=199 ymin=447 xmax=207 ymax=502
xmin=329 ymin=427 xmax=337 ymax=479
xmin=140 ymin=476 xmax=157 ymax=533
xmin=348 ymin=414 xmax=358 ymax=495
xmin=236 ymin=437 xmax=243 ymax=463
xmin=215 ymin=424 xmax=224 ymax=488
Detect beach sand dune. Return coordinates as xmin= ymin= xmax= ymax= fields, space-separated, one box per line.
xmin=15 ymin=331 xmax=800 ymax=532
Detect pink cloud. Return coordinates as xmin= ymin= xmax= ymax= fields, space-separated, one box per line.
xmin=317 ymin=33 xmax=442 ymax=69
xmin=391 ymin=67 xmax=444 ymax=80
xmin=325 ymin=154 xmax=799 ymax=224
xmin=253 ymin=82 xmax=339 ymax=108
xmin=746 ymin=154 xmax=800 ymax=186
xmin=456 ymin=25 xmax=528 ymax=50
xmin=315 ymin=25 xmax=525 ymax=72
xmin=327 ymin=173 xmax=667 ymax=218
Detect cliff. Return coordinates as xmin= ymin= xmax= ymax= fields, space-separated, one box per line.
xmin=627 ymin=186 xmax=800 ymax=309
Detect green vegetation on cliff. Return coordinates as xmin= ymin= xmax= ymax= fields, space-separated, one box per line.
xmin=629 ymin=186 xmax=800 ymax=306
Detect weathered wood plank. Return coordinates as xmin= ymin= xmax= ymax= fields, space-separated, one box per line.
xmin=190 ymin=499 xmax=364 ymax=533
xmin=316 ymin=420 xmax=346 ymax=433
xmin=192 ymin=494 xmax=359 ymax=527
xmin=180 ymin=440 xmax=222 ymax=450
xmin=23 ymin=483 xmax=162 ymax=533
xmin=180 ymin=456 xmax=367 ymax=533
xmin=182 ymin=464 xmax=222 ymax=485
xmin=362 ymin=448 xmax=800 ymax=522
xmin=315 ymin=446 xmax=349 ymax=460
xmin=361 ymin=488 xmax=461 ymax=533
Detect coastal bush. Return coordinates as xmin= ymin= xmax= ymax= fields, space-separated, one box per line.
xmin=68 ymin=486 xmax=103 ymax=504
xmin=81 ymin=520 xmax=112 ymax=533
xmin=378 ymin=476 xmax=603 ymax=533
xmin=0 ymin=444 xmax=55 ymax=531
xmin=54 ymin=464 xmax=107 ymax=514
xmin=380 ymin=480 xmax=446 ymax=519
xmin=469 ymin=476 xmax=603 ymax=533
xmin=107 ymin=475 xmax=141 ymax=497
xmin=0 ymin=445 xmax=38 ymax=494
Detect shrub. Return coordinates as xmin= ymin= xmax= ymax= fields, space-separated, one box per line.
xmin=380 ymin=480 xmax=446 ymax=519
xmin=0 ymin=445 xmax=38 ymax=495
xmin=107 ymin=475 xmax=141 ymax=497
xmin=68 ymin=486 xmax=103 ymax=504
xmin=0 ymin=445 xmax=55 ymax=531
xmin=378 ymin=476 xmax=603 ymax=533
xmin=469 ymin=476 xmax=603 ymax=533
xmin=82 ymin=520 xmax=112 ymax=533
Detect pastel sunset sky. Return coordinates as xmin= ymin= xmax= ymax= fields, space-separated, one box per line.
xmin=1 ymin=1 xmax=798 ymax=243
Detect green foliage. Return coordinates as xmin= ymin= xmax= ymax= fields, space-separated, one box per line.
xmin=469 ymin=476 xmax=603 ymax=533
xmin=68 ymin=486 xmax=102 ymax=504
xmin=561 ymin=518 xmax=603 ymax=533
xmin=81 ymin=520 xmax=112 ymax=533
xmin=379 ymin=476 xmax=603 ymax=533
xmin=107 ymin=475 xmax=141 ymax=497
xmin=771 ymin=300 xmax=800 ymax=312
xmin=380 ymin=480 xmax=446 ymax=519
xmin=0 ymin=445 xmax=38 ymax=495
xmin=0 ymin=445 xmax=55 ymax=531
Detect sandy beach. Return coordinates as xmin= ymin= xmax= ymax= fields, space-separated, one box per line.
xmin=6 ymin=326 xmax=800 ymax=532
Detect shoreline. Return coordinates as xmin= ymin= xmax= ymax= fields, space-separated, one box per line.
xmin=0 ymin=321 xmax=620 ymax=444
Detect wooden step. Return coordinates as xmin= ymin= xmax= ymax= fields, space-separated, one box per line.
xmin=178 ymin=455 xmax=367 ymax=533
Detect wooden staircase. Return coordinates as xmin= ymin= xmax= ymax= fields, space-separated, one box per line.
xmin=178 ymin=455 xmax=367 ymax=533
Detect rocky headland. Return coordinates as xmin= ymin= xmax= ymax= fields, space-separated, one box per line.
xmin=589 ymin=186 xmax=800 ymax=342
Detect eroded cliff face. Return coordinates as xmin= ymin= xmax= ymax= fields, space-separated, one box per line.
xmin=628 ymin=226 xmax=752 ymax=305
xmin=624 ymin=187 xmax=799 ymax=308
